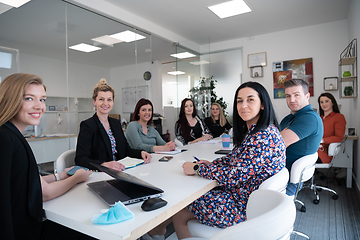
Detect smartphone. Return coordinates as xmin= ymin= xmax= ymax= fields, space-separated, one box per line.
xmin=67 ymin=166 xmax=89 ymax=175
xmin=158 ymin=156 xmax=173 ymax=162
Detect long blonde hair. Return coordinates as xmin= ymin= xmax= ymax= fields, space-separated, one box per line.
xmin=92 ymin=78 xmax=115 ymax=100
xmin=211 ymin=102 xmax=227 ymax=127
xmin=0 ymin=73 xmax=46 ymax=127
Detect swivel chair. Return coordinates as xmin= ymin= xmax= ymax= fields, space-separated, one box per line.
xmin=258 ymin=168 xmax=289 ymax=193
xmin=185 ymin=189 xmax=297 ymax=240
xmin=55 ymin=149 xmax=76 ymax=173
xmin=303 ymin=142 xmax=342 ymax=205
xmin=289 ymin=152 xmax=318 ymax=212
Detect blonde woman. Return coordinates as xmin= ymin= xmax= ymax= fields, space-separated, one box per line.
xmin=0 ymin=73 xmax=92 ymax=239
xmin=204 ymin=102 xmax=232 ymax=138
xmin=75 ymin=79 xmax=151 ymax=171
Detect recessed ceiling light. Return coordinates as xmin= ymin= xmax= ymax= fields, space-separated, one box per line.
xmin=69 ymin=43 xmax=101 ymax=53
xmin=167 ymin=71 xmax=186 ymax=75
xmin=208 ymin=0 xmax=251 ymax=19
xmin=110 ymin=30 xmax=146 ymax=43
xmin=189 ymin=60 xmax=210 ymax=65
xmin=91 ymin=35 xmax=123 ymax=46
xmin=0 ymin=0 xmax=30 ymax=8
xmin=170 ymin=52 xmax=196 ymax=59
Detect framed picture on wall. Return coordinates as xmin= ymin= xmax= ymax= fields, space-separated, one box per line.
xmin=248 ymin=52 xmax=267 ymax=68
xmin=250 ymin=66 xmax=263 ymax=78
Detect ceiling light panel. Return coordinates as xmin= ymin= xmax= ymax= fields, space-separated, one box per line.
xmin=69 ymin=43 xmax=101 ymax=53
xmin=208 ymin=0 xmax=251 ymax=19
xmin=170 ymin=52 xmax=196 ymax=59
xmin=167 ymin=71 xmax=185 ymax=75
xmin=0 ymin=0 xmax=30 ymax=8
xmin=110 ymin=30 xmax=146 ymax=43
xmin=92 ymin=35 xmax=123 ymax=46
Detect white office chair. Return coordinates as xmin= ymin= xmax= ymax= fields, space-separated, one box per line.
xmin=304 ymin=142 xmax=342 ymax=205
xmin=185 ymin=189 xmax=296 ymax=240
xmin=54 ymin=149 xmax=76 ymax=173
xmin=289 ymin=152 xmax=318 ymax=212
xmin=259 ymin=168 xmax=289 ymax=193
xmin=174 ymin=138 xmax=184 ymax=147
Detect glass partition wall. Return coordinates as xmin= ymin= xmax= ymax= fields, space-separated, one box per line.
xmin=0 ymin=0 xmax=155 ymax=171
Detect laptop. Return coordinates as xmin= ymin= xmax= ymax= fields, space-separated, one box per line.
xmin=87 ymin=163 xmax=164 ymax=206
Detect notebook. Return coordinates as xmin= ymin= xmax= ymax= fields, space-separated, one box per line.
xmin=87 ymin=163 xmax=164 ymax=206
xmin=118 ymin=157 xmax=144 ymax=169
xmin=155 ymin=149 xmax=182 ymax=155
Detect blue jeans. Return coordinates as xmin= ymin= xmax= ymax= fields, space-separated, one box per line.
xmin=286 ymin=182 xmax=303 ymax=196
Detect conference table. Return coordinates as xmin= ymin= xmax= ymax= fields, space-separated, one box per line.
xmin=43 ymin=139 xmax=231 ymax=240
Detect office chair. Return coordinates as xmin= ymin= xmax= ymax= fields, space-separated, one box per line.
xmin=258 ymin=168 xmax=289 ymax=193
xmin=55 ymin=149 xmax=76 ymax=173
xmin=174 ymin=138 xmax=184 ymax=147
xmin=303 ymin=142 xmax=342 ymax=205
xmin=289 ymin=152 xmax=318 ymax=212
xmin=185 ymin=189 xmax=297 ymax=240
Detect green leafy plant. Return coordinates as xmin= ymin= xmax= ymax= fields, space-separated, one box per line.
xmin=189 ymin=76 xmax=228 ymax=117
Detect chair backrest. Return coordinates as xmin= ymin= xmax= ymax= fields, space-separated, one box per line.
xmin=55 ymin=149 xmax=76 ymax=173
xmin=328 ymin=142 xmax=341 ymax=157
xmin=174 ymin=138 xmax=184 ymax=147
xmin=259 ymin=168 xmax=289 ymax=193
xmin=289 ymin=152 xmax=318 ymax=184
xmin=211 ymin=189 xmax=295 ymax=240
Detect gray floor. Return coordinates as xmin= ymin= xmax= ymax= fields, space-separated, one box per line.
xmin=292 ymin=172 xmax=360 ymax=240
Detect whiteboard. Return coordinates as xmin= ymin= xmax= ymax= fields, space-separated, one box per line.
xmin=122 ymin=86 xmax=148 ymax=113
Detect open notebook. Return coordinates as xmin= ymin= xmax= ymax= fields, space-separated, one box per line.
xmin=118 ymin=157 xmax=144 ymax=169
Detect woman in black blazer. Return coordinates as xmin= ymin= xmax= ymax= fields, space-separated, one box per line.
xmin=0 ymin=73 xmax=92 ymax=239
xmin=75 ymin=79 xmax=151 ymax=171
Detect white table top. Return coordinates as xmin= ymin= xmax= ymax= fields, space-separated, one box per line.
xmin=43 ymin=139 xmax=231 ymax=240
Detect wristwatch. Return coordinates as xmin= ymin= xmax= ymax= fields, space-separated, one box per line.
xmin=54 ymin=173 xmax=60 ymax=181
xmin=193 ymin=164 xmax=200 ymax=174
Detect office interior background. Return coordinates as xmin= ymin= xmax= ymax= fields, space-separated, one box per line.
xmin=0 ymin=0 xmax=359 ymax=191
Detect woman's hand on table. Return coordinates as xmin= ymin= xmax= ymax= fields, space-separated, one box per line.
xmin=165 ymin=141 xmax=176 ymax=151
xmin=72 ymin=168 xmax=92 ymax=182
xmin=182 ymin=162 xmax=197 ymax=175
xmin=141 ymin=151 xmax=152 ymax=163
xmin=101 ymin=161 xmax=125 ymax=171
xmin=197 ymin=160 xmax=211 ymax=165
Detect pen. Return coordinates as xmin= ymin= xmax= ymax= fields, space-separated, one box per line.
xmin=193 ymin=156 xmax=200 ymax=162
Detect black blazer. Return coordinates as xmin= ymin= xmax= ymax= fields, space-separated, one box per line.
xmin=0 ymin=122 xmax=43 ymax=239
xmin=75 ymin=114 xmax=142 ymax=170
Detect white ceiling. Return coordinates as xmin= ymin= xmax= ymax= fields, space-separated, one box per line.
xmin=104 ymin=0 xmax=350 ymax=46
xmin=0 ymin=0 xmax=351 ymax=68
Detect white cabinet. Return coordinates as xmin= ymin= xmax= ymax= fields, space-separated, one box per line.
xmin=42 ymin=97 xmax=95 ymax=135
xmin=27 ymin=135 xmax=77 ymax=164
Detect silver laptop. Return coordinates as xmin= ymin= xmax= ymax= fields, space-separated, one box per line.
xmin=87 ymin=163 xmax=164 ymax=206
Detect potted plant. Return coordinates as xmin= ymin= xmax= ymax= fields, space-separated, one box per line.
xmin=189 ymin=76 xmax=228 ymax=118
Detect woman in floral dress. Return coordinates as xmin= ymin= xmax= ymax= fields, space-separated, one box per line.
xmin=173 ymin=82 xmax=286 ymax=239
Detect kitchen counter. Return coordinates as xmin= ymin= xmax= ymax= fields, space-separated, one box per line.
xmin=27 ymin=135 xmax=77 ymax=165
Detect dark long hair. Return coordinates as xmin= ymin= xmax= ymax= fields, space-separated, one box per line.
xmin=177 ymin=98 xmax=197 ymax=142
xmin=132 ymin=98 xmax=154 ymax=125
xmin=233 ymin=82 xmax=279 ymax=146
xmin=318 ymin=92 xmax=340 ymax=116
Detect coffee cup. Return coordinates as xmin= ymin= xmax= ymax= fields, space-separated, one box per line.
xmin=221 ymin=134 xmax=231 ymax=148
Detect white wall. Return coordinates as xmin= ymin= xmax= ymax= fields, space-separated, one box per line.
xmin=241 ymin=20 xmax=350 ymax=122
xmin=109 ymin=61 xmax=162 ymax=122
xmin=347 ymin=0 xmax=360 ymax=189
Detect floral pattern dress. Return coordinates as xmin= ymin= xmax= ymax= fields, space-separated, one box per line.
xmin=188 ymin=124 xmax=286 ymax=228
